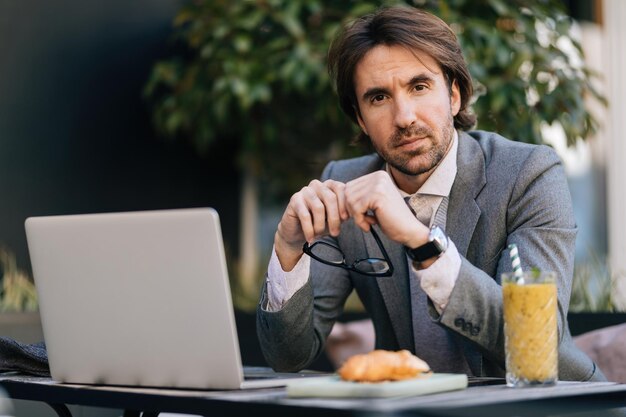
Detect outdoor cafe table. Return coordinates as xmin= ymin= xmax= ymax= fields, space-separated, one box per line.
xmin=1 ymin=374 xmax=626 ymax=417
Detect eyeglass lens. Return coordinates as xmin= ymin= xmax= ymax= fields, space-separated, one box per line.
xmin=307 ymin=240 xmax=390 ymax=275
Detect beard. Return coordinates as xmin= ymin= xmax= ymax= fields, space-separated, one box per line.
xmin=373 ymin=114 xmax=455 ymax=177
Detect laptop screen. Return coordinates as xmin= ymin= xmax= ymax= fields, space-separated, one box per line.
xmin=26 ymin=208 xmax=248 ymax=389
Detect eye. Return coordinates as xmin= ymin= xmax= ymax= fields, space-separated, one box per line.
xmin=372 ymin=94 xmax=386 ymax=103
xmin=413 ymin=84 xmax=427 ymax=92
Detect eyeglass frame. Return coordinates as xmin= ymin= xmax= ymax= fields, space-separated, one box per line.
xmin=302 ymin=227 xmax=394 ymax=277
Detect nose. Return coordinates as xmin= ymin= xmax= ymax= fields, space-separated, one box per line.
xmin=393 ymin=95 xmax=417 ymax=129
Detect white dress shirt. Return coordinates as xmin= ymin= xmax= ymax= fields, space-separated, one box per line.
xmin=266 ymin=131 xmax=462 ymax=313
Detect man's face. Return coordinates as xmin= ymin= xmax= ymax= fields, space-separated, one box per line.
xmin=354 ymin=45 xmax=461 ymax=177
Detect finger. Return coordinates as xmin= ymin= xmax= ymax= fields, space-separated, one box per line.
xmin=344 ymin=181 xmax=371 ymax=232
xmin=352 ymin=210 xmax=377 ymax=232
xmin=346 ymin=171 xmax=392 ymax=207
xmin=325 ymin=180 xmax=349 ymax=221
xmin=321 ymin=189 xmax=342 ymax=237
xmin=346 ymin=200 xmax=371 ymax=233
xmin=312 ymin=180 xmax=343 ymax=236
xmin=301 ymin=185 xmax=328 ymax=240
xmin=364 ymin=214 xmax=377 ymax=226
xmin=288 ymin=192 xmax=317 ymax=243
xmin=353 ymin=216 xmax=371 ymax=233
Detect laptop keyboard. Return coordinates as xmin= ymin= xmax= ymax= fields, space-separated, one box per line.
xmin=243 ymin=366 xmax=330 ymax=381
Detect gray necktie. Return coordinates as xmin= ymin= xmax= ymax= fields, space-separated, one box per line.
xmin=405 ymin=195 xmax=433 ymax=227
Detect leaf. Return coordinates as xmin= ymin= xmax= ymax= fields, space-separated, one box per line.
xmin=144 ymin=0 xmax=608 ymax=199
xmin=233 ymin=35 xmax=252 ymax=53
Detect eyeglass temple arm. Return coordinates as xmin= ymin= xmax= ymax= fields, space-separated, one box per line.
xmin=369 ymin=227 xmax=394 ymax=275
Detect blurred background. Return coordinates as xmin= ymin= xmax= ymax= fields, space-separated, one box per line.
xmin=1 ymin=0 xmax=625 ymax=404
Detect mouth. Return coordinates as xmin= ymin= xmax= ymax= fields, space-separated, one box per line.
xmin=396 ymin=136 xmax=428 ymax=148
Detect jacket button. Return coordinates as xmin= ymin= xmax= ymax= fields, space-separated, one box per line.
xmin=454 ymin=317 xmax=465 ymax=328
xmin=471 ymin=326 xmax=480 ymax=336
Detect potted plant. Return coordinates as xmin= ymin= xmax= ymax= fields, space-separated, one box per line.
xmin=144 ymin=0 xmax=605 ymax=309
xmin=0 ymin=247 xmax=43 ymax=344
xmin=569 ymin=254 xmax=626 ymax=336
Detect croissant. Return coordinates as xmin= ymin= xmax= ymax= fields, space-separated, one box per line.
xmin=338 ymin=349 xmax=431 ymax=382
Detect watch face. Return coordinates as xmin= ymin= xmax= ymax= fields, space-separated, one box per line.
xmin=430 ymin=226 xmax=448 ymax=252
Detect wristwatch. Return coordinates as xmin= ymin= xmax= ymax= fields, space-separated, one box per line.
xmin=405 ymin=225 xmax=448 ymax=263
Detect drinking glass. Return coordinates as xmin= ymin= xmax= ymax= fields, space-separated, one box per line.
xmin=502 ymin=270 xmax=558 ymax=387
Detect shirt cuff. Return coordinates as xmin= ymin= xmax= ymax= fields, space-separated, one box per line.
xmin=411 ymin=240 xmax=461 ymax=314
xmin=265 ymin=245 xmax=311 ymax=311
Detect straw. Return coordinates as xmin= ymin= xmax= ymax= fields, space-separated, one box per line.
xmin=508 ymin=243 xmax=524 ymax=284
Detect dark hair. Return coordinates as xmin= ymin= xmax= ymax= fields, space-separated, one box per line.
xmin=328 ymin=6 xmax=476 ymax=143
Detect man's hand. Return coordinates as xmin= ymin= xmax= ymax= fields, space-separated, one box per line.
xmin=275 ymin=179 xmax=348 ymax=271
xmin=344 ymin=171 xmax=429 ymax=248
xmin=275 ymin=171 xmax=431 ymax=271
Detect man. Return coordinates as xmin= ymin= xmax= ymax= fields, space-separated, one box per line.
xmin=256 ymin=5 xmax=604 ymax=381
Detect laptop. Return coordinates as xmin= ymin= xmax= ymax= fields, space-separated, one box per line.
xmin=25 ymin=208 xmax=321 ymax=389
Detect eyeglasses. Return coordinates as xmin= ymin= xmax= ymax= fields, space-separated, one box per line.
xmin=302 ymin=227 xmax=394 ymax=277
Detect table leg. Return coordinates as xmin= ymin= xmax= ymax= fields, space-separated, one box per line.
xmin=46 ymin=403 xmax=73 ymax=417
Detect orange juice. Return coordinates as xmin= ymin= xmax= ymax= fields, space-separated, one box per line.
xmin=502 ymin=272 xmax=558 ymax=387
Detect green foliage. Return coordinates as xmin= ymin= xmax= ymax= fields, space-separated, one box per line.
xmin=145 ymin=0 xmax=605 ymax=197
xmin=0 ymin=247 xmax=38 ymax=312
xmin=427 ymin=0 xmax=606 ymax=146
xmin=144 ymin=0 xmax=364 ymax=198
xmin=570 ymin=252 xmax=619 ymax=312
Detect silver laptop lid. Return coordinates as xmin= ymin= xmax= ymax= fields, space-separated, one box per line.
xmin=25 ymin=208 xmax=246 ymax=389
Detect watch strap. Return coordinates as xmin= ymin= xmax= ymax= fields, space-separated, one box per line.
xmin=405 ymin=225 xmax=448 ymax=263
xmin=405 ymin=241 xmax=441 ymax=262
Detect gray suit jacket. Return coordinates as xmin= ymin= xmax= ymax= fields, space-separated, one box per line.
xmin=257 ymin=130 xmax=604 ymax=381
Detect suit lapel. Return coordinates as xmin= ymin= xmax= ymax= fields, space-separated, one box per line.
xmin=359 ymin=134 xmax=487 ymax=352
xmin=363 ymin=226 xmax=414 ymax=351
xmin=448 ymin=133 xmax=487 ymax=374
xmin=446 ymin=132 xmax=486 ymax=257
xmin=353 ymin=157 xmax=414 ymax=351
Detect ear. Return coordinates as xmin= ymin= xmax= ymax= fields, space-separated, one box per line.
xmin=450 ymin=79 xmax=461 ymax=116
xmin=355 ymin=106 xmax=369 ymax=136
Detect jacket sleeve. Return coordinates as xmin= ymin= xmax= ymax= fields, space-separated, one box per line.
xmin=437 ymin=145 xmax=577 ymax=368
xmin=256 ymin=161 xmax=355 ymax=372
